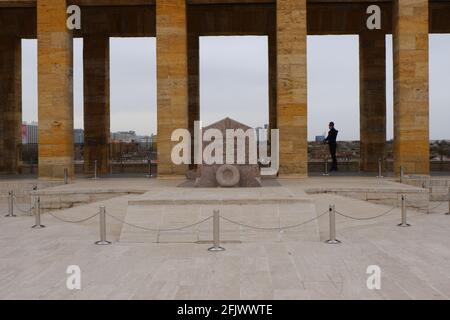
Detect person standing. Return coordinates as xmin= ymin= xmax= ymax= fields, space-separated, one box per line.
xmin=324 ymin=122 xmax=339 ymax=171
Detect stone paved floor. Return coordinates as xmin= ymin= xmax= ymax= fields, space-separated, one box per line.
xmin=0 ymin=177 xmax=449 ymax=299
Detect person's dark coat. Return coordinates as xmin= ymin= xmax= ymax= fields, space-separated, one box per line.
xmin=325 ymin=127 xmax=339 ymax=170
xmin=324 ymin=128 xmax=338 ymax=144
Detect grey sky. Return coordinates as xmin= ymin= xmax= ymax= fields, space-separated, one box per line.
xmin=21 ymin=34 xmax=450 ymax=140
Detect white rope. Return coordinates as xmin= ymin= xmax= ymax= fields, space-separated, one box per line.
xmin=220 ymin=210 xmax=329 ymax=231
xmin=106 ymin=213 xmax=213 ymax=232
xmin=48 ymin=211 xmax=100 ymax=223
xmin=335 ymin=206 xmax=397 ymax=221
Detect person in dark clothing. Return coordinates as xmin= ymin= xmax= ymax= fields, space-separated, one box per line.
xmin=324 ymin=122 xmax=339 ymax=171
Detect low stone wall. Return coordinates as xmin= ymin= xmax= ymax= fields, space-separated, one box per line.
xmin=402 ymin=176 xmax=450 ymax=201
xmin=310 ymin=160 xmax=450 ymax=173
xmin=306 ymin=188 xmax=429 ymax=209
xmin=0 ymin=181 xmax=63 ymax=203
xmin=19 ymin=163 xmax=155 ymax=175
xmin=17 ymin=160 xmax=450 ymax=175
xmin=33 ymin=190 xmax=145 ymax=210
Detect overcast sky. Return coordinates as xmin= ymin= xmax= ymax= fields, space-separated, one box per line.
xmin=21 ymin=34 xmax=450 ymax=141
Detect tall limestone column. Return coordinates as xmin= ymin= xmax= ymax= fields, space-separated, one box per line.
xmin=359 ymin=32 xmax=386 ymax=172
xmin=393 ymin=0 xmax=430 ymax=175
xmin=37 ymin=0 xmax=74 ymax=180
xmin=268 ymin=33 xmax=277 ymax=132
xmin=156 ymin=0 xmax=189 ymax=178
xmin=277 ymin=0 xmax=308 ymax=176
xmin=0 ymin=36 xmax=22 ymax=174
xmin=83 ymin=36 xmax=110 ymax=174
xmin=188 ymin=33 xmax=199 ymax=169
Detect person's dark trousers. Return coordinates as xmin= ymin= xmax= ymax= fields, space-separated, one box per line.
xmin=329 ymin=142 xmax=338 ymax=170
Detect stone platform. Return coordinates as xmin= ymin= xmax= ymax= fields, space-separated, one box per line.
xmin=1 ymin=176 xmax=449 ymax=299
xmin=118 ymin=177 xmax=429 ymax=243
xmin=119 ymin=187 xmax=317 ymax=244
xmin=402 ymin=176 xmax=450 ymax=201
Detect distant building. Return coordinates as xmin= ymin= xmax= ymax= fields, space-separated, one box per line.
xmin=111 ymin=131 xmax=137 ymax=143
xmin=22 ymin=122 xmax=38 ymax=144
xmin=315 ymin=135 xmax=325 ymax=142
xmin=136 ymin=134 xmax=155 ymax=145
xmin=22 ymin=123 xmax=85 ymax=144
xmin=74 ymin=129 xmax=84 ymax=144
xmin=111 ymin=131 xmax=155 ymax=145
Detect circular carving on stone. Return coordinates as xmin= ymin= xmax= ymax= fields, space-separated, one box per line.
xmin=216 ymin=165 xmax=240 ymax=187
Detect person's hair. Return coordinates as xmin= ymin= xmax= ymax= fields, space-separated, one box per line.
xmin=329 ymin=122 xmax=334 ymax=126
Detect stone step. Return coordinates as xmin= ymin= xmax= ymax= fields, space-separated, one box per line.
xmin=118 ymin=202 xmax=321 ymax=244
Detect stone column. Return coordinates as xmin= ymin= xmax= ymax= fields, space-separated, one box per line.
xmin=268 ymin=33 xmax=277 ymax=132
xmin=0 ymin=36 xmax=22 ymax=174
xmin=156 ymin=0 xmax=189 ymax=178
xmin=188 ymin=33 xmax=199 ymax=169
xmin=37 ymin=0 xmax=74 ymax=180
xmin=393 ymin=0 xmax=430 ymax=175
xmin=83 ymin=36 xmax=110 ymax=174
xmin=359 ymin=32 xmax=386 ymax=172
xmin=276 ymin=0 xmax=308 ymax=176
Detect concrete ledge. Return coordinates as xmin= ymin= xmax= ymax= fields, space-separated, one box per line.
xmin=32 ymin=189 xmax=145 ymax=196
xmin=30 ymin=189 xmax=146 ymax=210
xmin=129 ymin=198 xmax=312 ymax=206
xmin=306 ymin=186 xmax=428 ymax=209
xmin=119 ymin=202 xmax=319 ymax=244
xmin=402 ymin=176 xmax=450 ymax=204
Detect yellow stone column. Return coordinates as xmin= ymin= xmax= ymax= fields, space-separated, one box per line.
xmin=83 ymin=36 xmax=110 ymax=175
xmin=276 ymin=0 xmax=308 ymax=177
xmin=188 ymin=33 xmax=199 ymax=169
xmin=0 ymin=36 xmax=22 ymax=174
xmin=156 ymin=0 xmax=189 ymax=178
xmin=268 ymin=33 xmax=277 ymax=132
xmin=359 ymin=32 xmax=386 ymax=172
xmin=37 ymin=0 xmax=74 ymax=180
xmin=393 ymin=0 xmax=430 ymax=175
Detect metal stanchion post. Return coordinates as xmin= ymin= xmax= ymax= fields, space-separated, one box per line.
xmin=208 ymin=210 xmax=225 ymax=252
xmin=95 ymin=206 xmax=111 ymax=245
xmin=64 ymin=168 xmax=69 ymax=184
xmin=322 ymin=157 xmax=330 ymax=176
xmin=446 ymin=187 xmax=450 ymax=215
xmin=325 ymin=205 xmax=341 ymax=244
xmin=376 ymin=158 xmax=383 ymax=178
xmin=29 ymin=195 xmax=36 ymax=216
xmin=400 ymin=166 xmax=404 ymax=183
xmin=5 ymin=191 xmax=16 ymax=217
xmin=397 ymin=194 xmax=411 ymax=227
xmin=32 ymin=197 xmax=45 ymax=229
xmin=150 ymin=160 xmax=153 ymax=177
xmin=93 ymin=160 xmax=98 ymax=180
xmin=146 ymin=159 xmax=153 ymax=178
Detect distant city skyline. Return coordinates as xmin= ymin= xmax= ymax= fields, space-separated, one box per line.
xmin=21 ymin=35 xmax=450 ymax=140
xmin=22 ymin=122 xmax=156 ymax=145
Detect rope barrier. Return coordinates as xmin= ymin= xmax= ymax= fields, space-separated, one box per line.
xmin=405 ymin=200 xmax=447 ymax=213
xmin=105 ymin=212 xmax=214 ymax=232
xmin=219 ymin=210 xmax=329 ymax=231
xmin=48 ymin=211 xmax=101 ymax=224
xmin=12 ymin=196 xmax=34 ymax=214
xmin=334 ymin=206 xmax=397 ymax=221
xmin=426 ymin=201 xmax=445 ymax=212
xmin=13 ymin=186 xmax=447 ymax=249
